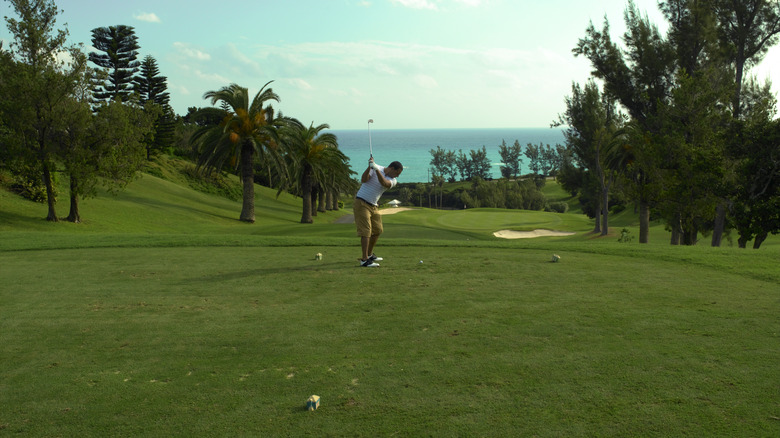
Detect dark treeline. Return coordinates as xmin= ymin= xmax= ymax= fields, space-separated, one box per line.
xmin=557 ymin=0 xmax=780 ymax=248
xmin=417 ymin=141 xmax=568 ymax=211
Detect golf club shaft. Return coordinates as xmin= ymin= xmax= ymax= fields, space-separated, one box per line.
xmin=368 ymin=119 xmax=374 ymax=159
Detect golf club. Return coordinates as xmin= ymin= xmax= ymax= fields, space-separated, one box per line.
xmin=367 ymin=119 xmax=374 ymax=159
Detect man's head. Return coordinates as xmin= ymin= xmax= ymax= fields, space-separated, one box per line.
xmin=385 ymin=161 xmax=403 ymax=178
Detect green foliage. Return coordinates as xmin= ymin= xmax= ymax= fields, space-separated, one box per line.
xmin=428 ymin=145 xmax=458 ymax=182
xmin=497 ymin=139 xmax=523 ymax=178
xmin=618 ymin=227 xmax=634 ymax=243
xmin=546 ymin=201 xmax=569 ymax=214
xmin=10 ymin=166 xmax=54 ymax=202
xmin=455 ymin=146 xmax=492 ymax=180
xmin=2 ymin=0 xmax=88 ymax=221
xmin=88 ymin=25 xmax=140 ymax=103
xmin=280 ymin=119 xmax=352 ymax=223
xmin=135 ymin=55 xmax=169 ymax=106
xmin=192 ymin=82 xmax=285 ymax=223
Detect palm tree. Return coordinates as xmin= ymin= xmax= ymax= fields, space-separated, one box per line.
xmin=283 ymin=119 xmax=353 ymax=223
xmin=191 ymin=82 xmax=285 ymax=223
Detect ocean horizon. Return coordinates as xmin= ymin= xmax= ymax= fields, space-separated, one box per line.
xmin=331 ymin=127 xmax=567 ymax=183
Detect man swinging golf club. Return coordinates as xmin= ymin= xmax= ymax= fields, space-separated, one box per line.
xmin=355 ymin=119 xmax=403 ymax=267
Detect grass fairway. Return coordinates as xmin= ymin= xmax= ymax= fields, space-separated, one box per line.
xmin=1 ymin=166 xmax=779 ymax=436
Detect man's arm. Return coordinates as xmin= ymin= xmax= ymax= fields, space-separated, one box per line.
xmin=375 ymin=168 xmax=392 ymax=188
xmin=361 ymin=165 xmax=372 ymax=183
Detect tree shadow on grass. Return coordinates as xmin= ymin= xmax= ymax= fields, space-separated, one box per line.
xmin=179 ymin=261 xmax=355 ymax=284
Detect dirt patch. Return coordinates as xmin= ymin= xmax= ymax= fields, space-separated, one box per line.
xmin=493 ymin=229 xmax=576 ymax=239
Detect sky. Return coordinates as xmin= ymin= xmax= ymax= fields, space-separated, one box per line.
xmin=2 ymin=0 xmax=779 ymax=130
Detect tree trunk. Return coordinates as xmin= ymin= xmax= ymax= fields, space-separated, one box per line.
xmin=326 ymin=190 xmax=334 ymax=211
xmin=42 ymin=163 xmax=58 ymax=222
xmin=311 ymin=183 xmax=318 ymax=217
xmin=593 ymin=202 xmax=601 ymax=234
xmin=639 ymin=200 xmax=650 ymax=244
xmin=711 ymin=202 xmax=726 ymax=247
xmin=682 ymin=227 xmax=697 ymax=246
xmin=753 ymin=231 xmax=767 ymax=249
xmin=738 ymin=235 xmax=748 ymax=248
xmin=301 ymin=167 xmax=313 ymax=223
xmin=317 ymin=187 xmax=326 ymax=213
xmin=239 ymin=144 xmax=255 ymax=223
xmin=301 ymin=189 xmax=313 ymax=223
xmin=600 ymin=186 xmax=609 ymax=236
xmin=66 ymin=176 xmax=81 ymax=223
xmin=670 ymin=227 xmax=680 ymax=245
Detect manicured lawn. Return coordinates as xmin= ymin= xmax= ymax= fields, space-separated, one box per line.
xmin=1 ymin=166 xmax=778 ymax=436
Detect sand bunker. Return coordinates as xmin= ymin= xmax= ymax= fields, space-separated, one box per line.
xmin=493 ymin=229 xmax=576 ymax=239
xmin=379 ymin=207 xmax=416 ymax=215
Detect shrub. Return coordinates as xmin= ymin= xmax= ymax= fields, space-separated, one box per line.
xmin=546 ymin=201 xmax=569 ymax=214
xmin=10 ymin=167 xmax=54 ymax=203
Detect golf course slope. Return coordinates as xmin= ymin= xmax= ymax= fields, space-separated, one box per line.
xmin=1 ymin=161 xmax=778 ymax=436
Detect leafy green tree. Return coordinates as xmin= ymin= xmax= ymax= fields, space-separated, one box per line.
xmin=55 ymin=97 xmax=154 ymax=222
xmin=469 ymin=146 xmax=492 ymax=180
xmin=431 ymin=174 xmax=445 ymax=208
xmin=191 ymin=82 xmax=285 ymax=223
xmin=540 ymin=143 xmax=566 ymax=177
xmin=556 ymin=80 xmax=623 ymax=235
xmin=282 ymin=120 xmax=350 ymax=223
xmin=574 ymin=2 xmax=676 ymax=242
xmin=729 ymin=83 xmax=780 ymax=248
xmin=429 ymin=145 xmax=457 ymax=182
xmin=523 ymin=142 xmax=541 ymax=176
xmin=88 ymin=25 xmax=140 ymax=104
xmin=709 ymin=0 xmax=780 ymax=246
xmin=655 ymin=0 xmax=733 ymax=245
xmin=498 ymin=139 xmax=523 ymax=179
xmin=712 ymin=0 xmax=780 ymax=119
xmin=2 ymin=0 xmax=87 ymax=221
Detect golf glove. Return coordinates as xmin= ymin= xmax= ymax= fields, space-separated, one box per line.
xmin=369 ymin=161 xmax=379 ymax=170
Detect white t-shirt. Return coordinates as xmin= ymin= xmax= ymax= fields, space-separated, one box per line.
xmin=356 ymin=165 xmax=397 ymax=206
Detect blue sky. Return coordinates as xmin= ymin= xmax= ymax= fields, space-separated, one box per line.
xmin=2 ymin=0 xmax=778 ymax=129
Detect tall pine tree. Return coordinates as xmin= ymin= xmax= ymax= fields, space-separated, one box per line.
xmin=135 ymin=55 xmax=174 ymax=158
xmin=89 ymin=25 xmax=140 ymax=103
xmin=135 ymin=55 xmax=169 ymax=106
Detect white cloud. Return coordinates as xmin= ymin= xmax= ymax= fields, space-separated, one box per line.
xmin=391 ymin=0 xmax=438 ymax=10
xmin=194 ymin=69 xmax=230 ymax=85
xmin=174 ymin=84 xmax=190 ymax=95
xmin=287 ymin=78 xmax=313 ymax=91
xmin=173 ymin=42 xmax=211 ymax=61
xmin=413 ymin=74 xmax=438 ymax=89
xmin=134 ymin=12 xmax=161 ymax=23
xmin=390 ymin=0 xmax=486 ymax=10
xmin=224 ymin=43 xmax=263 ymax=75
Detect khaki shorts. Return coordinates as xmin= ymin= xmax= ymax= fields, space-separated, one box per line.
xmin=353 ymin=198 xmax=383 ymax=237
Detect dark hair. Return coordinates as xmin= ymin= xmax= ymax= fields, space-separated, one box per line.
xmin=388 ymin=161 xmax=403 ymax=171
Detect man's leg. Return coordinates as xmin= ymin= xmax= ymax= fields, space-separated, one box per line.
xmin=367 ymin=234 xmax=380 ymax=258
xmin=366 ymin=211 xmax=383 ymax=258
xmin=361 ymin=236 xmax=371 ymax=260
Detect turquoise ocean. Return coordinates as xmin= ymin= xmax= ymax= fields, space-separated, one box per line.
xmin=331 ymin=128 xmax=566 ymax=183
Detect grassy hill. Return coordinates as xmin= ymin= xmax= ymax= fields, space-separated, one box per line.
xmin=1 ymin=157 xmax=778 ymax=436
